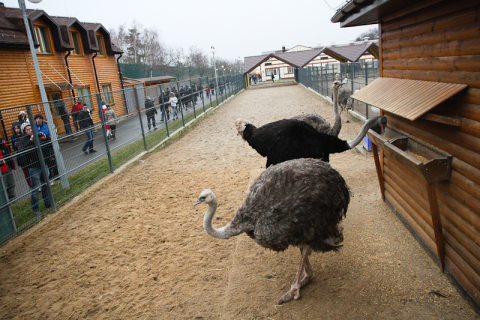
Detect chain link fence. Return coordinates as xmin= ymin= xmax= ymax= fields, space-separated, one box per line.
xmin=0 ymin=73 xmax=246 ymax=245
xmin=297 ymin=61 xmax=379 ymax=119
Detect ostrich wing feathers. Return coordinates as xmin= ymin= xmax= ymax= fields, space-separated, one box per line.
xmin=232 ymin=159 xmax=350 ymax=252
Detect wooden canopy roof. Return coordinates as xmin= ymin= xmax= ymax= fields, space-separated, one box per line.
xmin=351 ymin=77 xmax=468 ymax=120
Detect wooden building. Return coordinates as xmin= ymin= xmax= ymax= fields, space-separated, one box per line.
xmin=244 ymin=41 xmax=379 ymax=81
xmin=332 ymin=0 xmax=480 ymax=312
xmin=0 ymin=2 xmax=123 ymax=134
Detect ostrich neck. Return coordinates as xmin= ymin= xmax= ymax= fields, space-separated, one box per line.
xmin=203 ymin=199 xmax=237 ymax=239
xmin=347 ymin=119 xmax=376 ymax=148
xmin=331 ymin=87 xmax=341 ymax=136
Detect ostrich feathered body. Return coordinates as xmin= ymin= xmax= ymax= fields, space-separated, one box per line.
xmin=291 ymin=113 xmax=339 ymax=136
xmin=242 ymin=119 xmax=350 ymax=167
xmin=230 ymin=158 xmax=350 ymax=252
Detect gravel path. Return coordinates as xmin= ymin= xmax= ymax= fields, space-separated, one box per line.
xmin=0 ymin=83 xmax=477 ymax=320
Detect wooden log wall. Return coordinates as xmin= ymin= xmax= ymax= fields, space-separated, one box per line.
xmin=381 ymin=0 xmax=480 ymax=306
xmin=0 ymin=25 xmax=125 ymax=138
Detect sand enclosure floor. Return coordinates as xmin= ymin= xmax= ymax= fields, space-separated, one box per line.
xmin=1 ymin=83 xmax=478 ymax=319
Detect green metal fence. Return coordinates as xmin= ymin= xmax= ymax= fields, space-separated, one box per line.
xmin=297 ymin=61 xmax=380 ymax=119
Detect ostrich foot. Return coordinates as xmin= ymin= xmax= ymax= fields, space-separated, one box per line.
xmin=278 ymin=283 xmax=301 ymax=304
xmin=278 ymin=246 xmax=312 ymax=305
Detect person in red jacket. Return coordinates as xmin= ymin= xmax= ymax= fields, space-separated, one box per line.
xmin=71 ymin=101 xmax=83 ymax=132
xmin=0 ymin=137 xmax=16 ymax=201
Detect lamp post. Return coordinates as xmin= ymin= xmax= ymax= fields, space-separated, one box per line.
xmin=19 ymin=0 xmax=69 ymax=189
xmin=210 ymin=46 xmax=219 ymax=98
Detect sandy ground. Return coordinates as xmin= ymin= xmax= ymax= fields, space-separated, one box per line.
xmin=1 ymin=83 xmax=478 ymax=320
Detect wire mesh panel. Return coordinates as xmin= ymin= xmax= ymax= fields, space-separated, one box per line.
xmin=0 ymin=72 xmax=245 ymax=245
xmin=297 ymin=61 xmax=380 ymax=119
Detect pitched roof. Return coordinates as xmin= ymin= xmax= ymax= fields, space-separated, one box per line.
xmin=325 ymin=41 xmax=379 ymax=62
xmin=0 ymin=4 xmax=122 ymax=54
xmin=243 ymin=41 xmax=378 ymax=74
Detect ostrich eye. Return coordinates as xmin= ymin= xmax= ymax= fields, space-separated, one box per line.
xmin=200 ymin=196 xmax=206 ymax=201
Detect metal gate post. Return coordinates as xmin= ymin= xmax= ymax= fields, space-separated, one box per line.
xmin=176 ymin=82 xmax=186 ymax=127
xmin=159 ymin=85 xmax=170 ymax=137
xmin=365 ymin=62 xmax=369 ymax=119
xmin=134 ymin=86 xmax=148 ymax=150
xmin=96 ymin=94 xmax=114 ymax=173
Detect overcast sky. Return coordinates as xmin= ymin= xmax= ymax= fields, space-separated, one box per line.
xmin=4 ymin=0 xmax=376 ymax=61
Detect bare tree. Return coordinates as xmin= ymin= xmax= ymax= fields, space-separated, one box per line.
xmin=185 ymin=46 xmax=200 ymax=79
xmin=109 ymin=23 xmax=128 ymax=55
xmin=125 ymin=20 xmax=143 ymax=64
xmin=356 ymin=27 xmax=379 ymax=41
xmin=138 ymin=27 xmax=166 ymax=77
xmin=169 ymin=47 xmax=184 ymax=81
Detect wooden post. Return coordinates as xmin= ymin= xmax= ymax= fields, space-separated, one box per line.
xmin=371 ymin=142 xmax=385 ymax=200
xmin=426 ymin=182 xmax=446 ymax=271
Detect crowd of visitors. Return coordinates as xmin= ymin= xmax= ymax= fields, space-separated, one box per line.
xmin=0 ymin=78 xmax=236 ymax=216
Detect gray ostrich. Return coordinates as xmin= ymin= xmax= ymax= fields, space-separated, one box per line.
xmin=292 ymin=79 xmax=344 ymax=137
xmin=193 ymin=158 xmax=350 ymax=304
xmin=338 ymin=77 xmax=354 ymax=113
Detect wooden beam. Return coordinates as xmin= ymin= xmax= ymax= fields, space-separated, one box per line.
xmin=426 ymin=183 xmax=446 ymax=271
xmin=421 ymin=113 xmax=462 ymax=126
xmin=371 ymin=143 xmax=385 ymax=200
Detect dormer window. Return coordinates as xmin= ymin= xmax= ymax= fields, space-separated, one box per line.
xmin=34 ymin=26 xmax=52 ymax=54
xmin=96 ymin=34 xmax=105 ymax=56
xmin=70 ymin=31 xmax=82 ymax=55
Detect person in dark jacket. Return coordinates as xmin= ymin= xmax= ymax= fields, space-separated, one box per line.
xmin=11 ymin=124 xmax=32 ymax=188
xmin=34 ymin=114 xmax=58 ymax=181
xmin=56 ymin=103 xmax=72 ymax=135
xmin=78 ymin=104 xmax=97 ymax=154
xmin=0 ymin=137 xmax=16 ymax=201
xmin=17 ymin=123 xmax=51 ymax=214
xmin=145 ymin=96 xmax=157 ymax=130
xmin=209 ymin=82 xmax=215 ymax=95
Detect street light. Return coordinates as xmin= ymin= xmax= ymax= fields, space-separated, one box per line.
xmin=18 ymin=0 xmax=69 ymax=189
xmin=210 ymin=46 xmax=219 ymax=99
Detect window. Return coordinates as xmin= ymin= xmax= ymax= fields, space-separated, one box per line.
xmin=34 ymin=26 xmax=52 ymax=54
xmin=265 ymin=63 xmax=272 ymax=66
xmin=102 ymin=85 xmax=113 ymax=104
xmin=266 ymin=69 xmax=272 ymax=76
xmin=77 ymin=87 xmax=92 ymax=109
xmin=70 ymin=31 xmax=82 ymax=55
xmin=96 ymin=35 xmax=105 ymax=56
xmin=321 ymin=56 xmax=329 ymax=60
xmin=288 ymin=67 xmax=294 ymax=73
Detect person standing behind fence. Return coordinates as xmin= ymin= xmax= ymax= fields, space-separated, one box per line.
xmin=0 ymin=137 xmax=15 ymax=201
xmin=210 ymin=82 xmax=215 ymax=95
xmin=11 ymin=124 xmax=32 ymax=188
xmin=104 ymin=105 xmax=117 ymax=139
xmin=17 ymin=123 xmax=51 ymax=215
xmin=34 ymin=114 xmax=58 ymax=182
xmin=78 ymin=104 xmax=97 ymax=155
xmin=145 ymin=96 xmax=157 ymax=131
xmin=169 ymin=92 xmax=178 ymax=121
xmin=56 ymin=103 xmax=72 ymax=135
xmin=71 ymin=101 xmax=83 ymax=132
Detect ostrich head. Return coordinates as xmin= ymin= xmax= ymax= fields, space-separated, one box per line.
xmin=193 ymin=189 xmax=216 ymax=206
xmin=234 ymin=118 xmax=249 ymax=138
xmin=373 ymin=116 xmax=387 ymax=134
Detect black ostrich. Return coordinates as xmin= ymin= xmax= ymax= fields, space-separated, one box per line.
xmin=193 ymin=158 xmax=350 ymax=304
xmin=292 ymin=79 xmax=344 ymax=137
xmin=234 ymin=116 xmax=386 ymax=167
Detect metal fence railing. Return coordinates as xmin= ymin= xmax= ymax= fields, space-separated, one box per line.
xmin=0 ymin=73 xmax=246 ymax=245
xmin=296 ymin=61 xmax=380 ymax=119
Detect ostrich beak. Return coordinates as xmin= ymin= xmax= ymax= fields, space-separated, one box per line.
xmin=193 ymin=199 xmax=202 ymax=206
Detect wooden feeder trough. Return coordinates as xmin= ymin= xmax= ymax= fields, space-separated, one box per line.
xmin=367 ymin=127 xmax=453 ymax=271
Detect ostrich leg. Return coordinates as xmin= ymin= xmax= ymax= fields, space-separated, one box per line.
xmin=278 ymin=245 xmax=313 ymax=304
xmin=300 ymin=256 xmax=313 ymax=287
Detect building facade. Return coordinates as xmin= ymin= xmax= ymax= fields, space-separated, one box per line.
xmin=0 ymin=2 xmax=123 ymax=134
